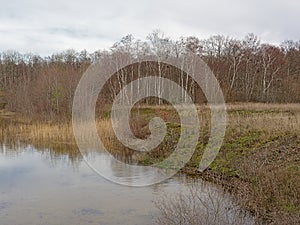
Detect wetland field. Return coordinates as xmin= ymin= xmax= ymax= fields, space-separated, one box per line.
xmin=0 ymin=103 xmax=299 ymax=224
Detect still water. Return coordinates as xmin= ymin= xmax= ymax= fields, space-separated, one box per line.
xmin=0 ymin=142 xmax=254 ymax=225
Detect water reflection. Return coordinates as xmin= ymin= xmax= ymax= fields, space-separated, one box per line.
xmin=1 ymin=141 xmax=83 ymax=165
xmin=0 ymin=142 xmax=254 ymax=225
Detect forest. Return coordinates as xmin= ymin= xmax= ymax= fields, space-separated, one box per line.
xmin=1 ymin=31 xmax=300 ymax=119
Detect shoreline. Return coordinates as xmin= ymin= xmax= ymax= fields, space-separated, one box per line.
xmin=1 ymin=103 xmax=299 ymax=224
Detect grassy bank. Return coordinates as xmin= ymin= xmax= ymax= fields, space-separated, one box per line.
xmin=138 ymin=103 xmax=300 ymax=224
xmin=0 ymin=103 xmax=299 ymax=224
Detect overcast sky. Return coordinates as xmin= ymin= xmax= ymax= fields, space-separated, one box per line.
xmin=0 ymin=0 xmax=299 ymax=55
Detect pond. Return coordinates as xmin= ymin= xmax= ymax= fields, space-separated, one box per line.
xmin=0 ymin=142 xmax=254 ymax=225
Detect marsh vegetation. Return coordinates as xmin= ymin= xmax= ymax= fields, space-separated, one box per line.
xmin=1 ymin=103 xmax=299 ymax=224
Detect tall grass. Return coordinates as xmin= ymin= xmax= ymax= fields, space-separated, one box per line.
xmin=0 ymin=103 xmax=299 ymax=224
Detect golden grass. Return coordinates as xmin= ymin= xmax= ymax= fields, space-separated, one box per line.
xmin=0 ymin=119 xmax=118 ymax=146
xmin=0 ymin=103 xmax=299 ymax=223
xmin=228 ymin=108 xmax=300 ymax=135
xmin=227 ymin=102 xmax=300 ymax=112
xmin=0 ymin=117 xmax=136 ymax=163
xmin=1 ymin=102 xmax=299 ymax=147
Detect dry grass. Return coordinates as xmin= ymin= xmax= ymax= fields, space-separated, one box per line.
xmin=204 ymin=104 xmax=300 ymax=224
xmin=227 ymin=102 xmax=300 ymax=112
xmin=227 ymin=104 xmax=300 ymax=135
xmin=0 ymin=103 xmax=299 ymax=224
xmin=0 ymin=120 xmax=75 ymax=144
xmin=0 ymin=117 xmax=137 ymax=164
xmin=0 ymin=118 xmax=116 ymax=144
xmin=129 ymin=103 xmax=300 ymax=224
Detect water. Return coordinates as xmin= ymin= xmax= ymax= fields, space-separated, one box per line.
xmin=0 ymin=142 xmax=254 ymax=225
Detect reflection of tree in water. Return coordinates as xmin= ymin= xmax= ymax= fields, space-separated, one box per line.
xmin=0 ymin=141 xmax=83 ymax=167
xmin=0 ymin=139 xmax=140 ymax=169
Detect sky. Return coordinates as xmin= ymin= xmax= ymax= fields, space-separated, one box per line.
xmin=0 ymin=0 xmax=299 ymax=55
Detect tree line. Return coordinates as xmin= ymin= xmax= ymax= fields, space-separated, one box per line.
xmin=0 ymin=31 xmax=299 ymax=118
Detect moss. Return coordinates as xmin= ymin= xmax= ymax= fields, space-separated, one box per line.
xmin=208 ymin=159 xmax=240 ymax=177
xmin=102 ymin=111 xmax=111 ymax=119
xmin=140 ymin=156 xmax=154 ymax=165
xmin=286 ymin=164 xmax=300 ymax=172
xmin=283 ymin=202 xmax=299 ymax=213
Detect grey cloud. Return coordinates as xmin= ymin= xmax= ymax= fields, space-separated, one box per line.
xmin=0 ymin=0 xmax=299 ymax=55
